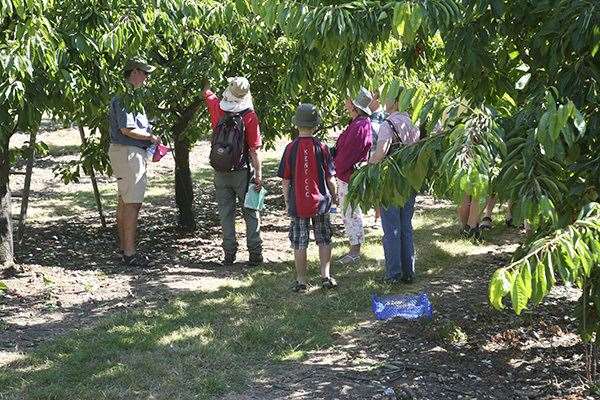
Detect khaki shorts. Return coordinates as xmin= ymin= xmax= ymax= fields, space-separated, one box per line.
xmin=108 ymin=144 xmax=147 ymax=204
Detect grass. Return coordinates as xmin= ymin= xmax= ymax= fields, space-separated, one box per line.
xmin=1 ymin=148 xmax=506 ymax=400
xmin=0 ymin=204 xmax=491 ymax=400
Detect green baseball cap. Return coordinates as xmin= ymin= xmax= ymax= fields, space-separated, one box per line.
xmin=124 ymin=58 xmax=155 ymax=74
xmin=292 ymin=103 xmax=321 ymax=128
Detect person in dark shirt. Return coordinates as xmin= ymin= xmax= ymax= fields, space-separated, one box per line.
xmin=108 ymin=59 xmax=160 ymax=267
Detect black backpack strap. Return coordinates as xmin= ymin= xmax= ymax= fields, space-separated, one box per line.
xmin=385 ymin=119 xmax=402 ymax=143
xmin=238 ymin=109 xmax=252 ymax=196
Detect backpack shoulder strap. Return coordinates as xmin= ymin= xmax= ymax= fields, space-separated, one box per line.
xmin=385 ymin=119 xmax=401 ymax=143
xmin=314 ymin=139 xmax=327 ymax=173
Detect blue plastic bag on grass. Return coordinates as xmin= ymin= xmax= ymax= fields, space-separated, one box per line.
xmin=371 ymin=293 xmax=433 ymax=320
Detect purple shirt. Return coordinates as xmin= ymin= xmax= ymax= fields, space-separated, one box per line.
xmin=334 ymin=116 xmax=372 ymax=183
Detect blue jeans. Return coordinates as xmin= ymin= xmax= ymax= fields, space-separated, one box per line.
xmin=381 ymin=194 xmax=416 ymax=280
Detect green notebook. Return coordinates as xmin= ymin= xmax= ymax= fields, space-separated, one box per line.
xmin=244 ymin=184 xmax=267 ymax=211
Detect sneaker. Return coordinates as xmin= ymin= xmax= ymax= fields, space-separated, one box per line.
xmin=480 ymin=217 xmax=493 ymax=230
xmin=123 ymin=253 xmax=150 ymax=267
xmin=292 ymin=281 xmax=307 ymax=293
xmin=321 ymin=277 xmax=338 ymax=289
xmin=382 ymin=276 xmax=401 ymax=285
xmin=337 ymin=253 xmax=360 ymax=265
xmin=247 ymin=253 xmax=263 ymax=267
xmin=222 ymin=253 xmax=236 ymax=266
xmin=401 ymin=275 xmax=415 ymax=284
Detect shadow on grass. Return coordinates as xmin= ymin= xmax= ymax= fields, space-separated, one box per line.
xmin=0 ymin=253 xmax=389 ymax=400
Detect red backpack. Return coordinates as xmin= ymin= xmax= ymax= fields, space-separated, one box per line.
xmin=209 ymin=110 xmax=249 ymax=172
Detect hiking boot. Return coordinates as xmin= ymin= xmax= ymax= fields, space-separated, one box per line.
xmin=247 ymin=253 xmax=263 ymax=267
xmin=222 ymin=253 xmax=236 ymax=266
xmin=123 ymin=253 xmax=150 ymax=267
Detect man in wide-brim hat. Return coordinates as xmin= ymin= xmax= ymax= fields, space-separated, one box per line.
xmin=202 ymin=77 xmax=264 ymax=267
xmin=108 ymin=58 xmax=160 ymax=267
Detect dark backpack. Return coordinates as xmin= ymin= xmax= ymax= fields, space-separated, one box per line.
xmin=209 ymin=110 xmax=250 ymax=172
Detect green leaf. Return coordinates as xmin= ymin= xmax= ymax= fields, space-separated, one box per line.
xmin=531 ymin=262 xmax=548 ymax=305
xmin=489 ymin=269 xmax=510 ymax=310
xmin=511 ymin=263 xmax=532 ymax=315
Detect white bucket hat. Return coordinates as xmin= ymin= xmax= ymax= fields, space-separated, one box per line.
xmin=220 ymin=77 xmax=254 ymax=113
xmin=352 ymin=87 xmax=373 ymax=116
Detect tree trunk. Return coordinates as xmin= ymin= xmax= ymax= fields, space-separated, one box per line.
xmin=174 ymin=133 xmax=195 ymax=231
xmin=172 ymin=97 xmax=202 ymax=231
xmin=0 ymin=139 xmax=14 ymax=267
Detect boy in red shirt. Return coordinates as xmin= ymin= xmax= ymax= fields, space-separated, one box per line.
xmin=278 ymin=104 xmax=338 ymax=292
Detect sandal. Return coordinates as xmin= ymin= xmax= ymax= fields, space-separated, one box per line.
xmin=480 ymin=216 xmax=493 ymax=230
xmin=122 ymin=253 xmax=150 ymax=267
xmin=321 ymin=277 xmax=338 ymax=289
xmin=292 ymin=281 xmax=307 ymax=293
xmin=461 ymin=225 xmax=481 ymax=240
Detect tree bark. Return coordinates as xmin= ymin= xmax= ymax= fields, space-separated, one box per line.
xmin=78 ymin=126 xmax=107 ymax=228
xmin=0 ymin=138 xmax=14 ymax=267
xmin=172 ymin=97 xmax=202 ymax=231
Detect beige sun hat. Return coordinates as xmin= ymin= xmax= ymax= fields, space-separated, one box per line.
xmin=220 ymin=77 xmax=254 ymax=113
xmin=352 ymin=87 xmax=374 ymax=116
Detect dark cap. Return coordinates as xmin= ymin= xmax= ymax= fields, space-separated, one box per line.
xmin=124 ymin=58 xmax=155 ymax=74
xmin=292 ymin=103 xmax=321 ymax=128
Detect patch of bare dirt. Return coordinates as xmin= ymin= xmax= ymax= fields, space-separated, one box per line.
xmin=1 ymin=128 xmax=594 ymax=399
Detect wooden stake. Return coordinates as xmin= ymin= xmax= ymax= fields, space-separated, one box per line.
xmin=16 ymin=130 xmax=36 ymax=243
xmin=78 ymin=126 xmax=106 ymax=228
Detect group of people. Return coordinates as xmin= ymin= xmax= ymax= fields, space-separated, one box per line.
xmin=106 ymin=58 xmax=447 ymax=291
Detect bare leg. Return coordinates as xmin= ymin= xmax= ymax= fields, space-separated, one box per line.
xmin=467 ymin=198 xmax=481 ymax=228
xmin=122 ymin=202 xmax=142 ymax=256
xmin=319 ymin=244 xmax=332 ymax=278
xmin=349 ymin=244 xmax=361 ymax=257
xmin=294 ymin=249 xmax=308 ymax=284
xmin=483 ymin=196 xmax=496 ymax=219
xmin=458 ymin=194 xmax=471 ymax=226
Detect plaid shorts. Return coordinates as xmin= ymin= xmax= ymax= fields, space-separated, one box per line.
xmin=289 ymin=214 xmax=333 ymax=250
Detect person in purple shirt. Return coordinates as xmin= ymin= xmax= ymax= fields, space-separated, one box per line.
xmin=334 ymin=87 xmax=373 ymax=264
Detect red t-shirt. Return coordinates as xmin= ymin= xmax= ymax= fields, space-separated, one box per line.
xmin=203 ymin=90 xmax=262 ymax=149
xmin=278 ymin=137 xmax=336 ymax=218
